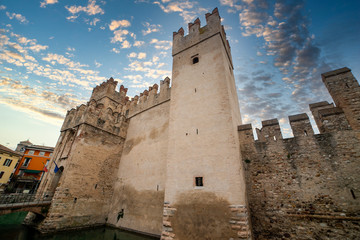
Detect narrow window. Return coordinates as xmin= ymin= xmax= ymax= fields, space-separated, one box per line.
xmin=192 ymin=57 xmax=199 ymax=64
xmin=351 ymin=189 xmax=356 ymax=199
xmin=3 ymin=159 xmax=12 ymax=166
xmin=304 ymin=130 xmax=308 ymax=136
xmin=23 ymin=158 xmax=31 ymax=167
xmin=273 ymin=136 xmax=277 ymax=141
xmin=195 ymin=177 xmax=203 ymax=187
xmin=74 ymin=198 xmax=77 ymax=203
xmin=194 ymin=88 xmax=196 ymax=93
xmin=125 ymin=109 xmax=129 ymax=117
xmin=0 ymin=172 xmax=4 ymax=179
xmin=196 ymin=129 xmax=198 ymax=135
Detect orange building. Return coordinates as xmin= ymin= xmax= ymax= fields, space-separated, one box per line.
xmin=13 ymin=144 xmax=54 ymax=193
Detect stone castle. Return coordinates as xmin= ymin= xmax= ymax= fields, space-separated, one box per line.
xmin=32 ymin=8 xmax=359 ymax=239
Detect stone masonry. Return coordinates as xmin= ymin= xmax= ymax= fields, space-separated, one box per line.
xmin=32 ymin=8 xmax=360 ymax=240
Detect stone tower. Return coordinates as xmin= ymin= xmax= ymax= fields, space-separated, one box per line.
xmin=321 ymin=67 xmax=360 ymax=130
xmin=162 ymin=8 xmax=251 ymax=240
xmin=35 ymin=78 xmax=129 ymax=232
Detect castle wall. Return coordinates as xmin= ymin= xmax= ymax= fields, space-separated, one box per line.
xmin=106 ymin=100 xmax=170 ymax=236
xmin=163 ymin=9 xmax=250 ymax=239
xmin=38 ymin=124 xmax=125 ymax=232
xmin=239 ymin=126 xmax=360 ymax=239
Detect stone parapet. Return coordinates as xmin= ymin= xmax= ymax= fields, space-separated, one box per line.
xmin=124 ymin=77 xmax=171 ymax=119
xmin=172 ymin=8 xmax=233 ymax=68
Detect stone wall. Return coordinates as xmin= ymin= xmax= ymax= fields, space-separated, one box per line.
xmin=106 ymin=99 xmax=170 ymax=236
xmin=37 ymin=124 xmax=125 ymax=233
xmin=240 ymin=127 xmax=360 ymax=239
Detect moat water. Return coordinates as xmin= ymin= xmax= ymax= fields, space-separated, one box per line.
xmin=0 ymin=212 xmax=157 ymax=240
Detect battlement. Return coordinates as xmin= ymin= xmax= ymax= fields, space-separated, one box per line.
xmin=124 ymin=77 xmax=171 ymax=118
xmin=172 ymin=7 xmax=232 ymax=67
xmin=91 ymin=77 xmax=128 ymax=104
xmin=239 ymin=67 xmax=359 ymax=143
xmin=61 ymin=97 xmax=129 ymax=138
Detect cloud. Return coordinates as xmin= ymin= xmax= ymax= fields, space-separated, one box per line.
xmin=28 ymin=44 xmax=48 ymax=52
xmin=142 ymin=22 xmax=161 ymax=35
xmin=111 ymin=48 xmax=120 ymax=54
xmin=6 ymin=12 xmax=29 ymax=24
xmin=66 ymin=16 xmax=78 ymax=22
xmin=94 ymin=60 xmax=102 ymax=68
xmin=150 ymin=39 xmax=172 ymax=50
xmin=121 ymin=40 xmax=131 ymax=49
xmin=137 ymin=52 xmax=146 ymax=59
xmin=111 ymin=29 xmax=129 ymax=43
xmin=40 ymin=0 xmax=58 ymax=8
xmin=134 ymin=41 xmax=145 ymax=47
xmin=0 ymin=5 xmax=6 ymax=10
xmin=153 ymin=0 xmax=207 ymax=22
xmin=90 ymin=18 xmax=100 ymax=26
xmin=109 ymin=19 xmax=131 ymax=31
xmin=0 ymin=76 xmax=82 ymax=122
xmin=220 ymin=0 xmax=242 ymax=11
xmin=66 ymin=0 xmax=104 ymax=16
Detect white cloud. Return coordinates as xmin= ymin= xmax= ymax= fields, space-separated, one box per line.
xmin=28 ymin=44 xmax=48 ymax=52
xmin=142 ymin=22 xmax=161 ymax=35
xmin=0 ymin=5 xmax=6 ymax=10
xmin=121 ymin=40 xmax=131 ymax=49
xmin=94 ymin=60 xmax=102 ymax=68
xmin=66 ymin=15 xmax=78 ymax=22
xmin=124 ymin=75 xmax=143 ymax=82
xmin=111 ymin=48 xmax=120 ymax=54
xmin=137 ymin=52 xmax=146 ymax=59
xmin=134 ymin=41 xmax=145 ymax=47
xmin=90 ymin=18 xmax=100 ymax=26
xmin=150 ymin=39 xmax=172 ymax=50
xmin=111 ymin=29 xmax=129 ymax=43
xmin=40 ymin=0 xmax=58 ymax=8
xmin=66 ymin=0 xmax=104 ymax=16
xmin=128 ymin=52 xmax=137 ymax=58
xmin=6 ymin=12 xmax=29 ymax=24
xmin=109 ymin=19 xmax=131 ymax=31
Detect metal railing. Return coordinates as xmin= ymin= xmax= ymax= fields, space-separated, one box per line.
xmin=0 ymin=193 xmax=53 ymax=207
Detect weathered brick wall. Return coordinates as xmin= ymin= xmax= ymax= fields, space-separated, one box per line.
xmin=240 ymin=129 xmax=360 ymax=239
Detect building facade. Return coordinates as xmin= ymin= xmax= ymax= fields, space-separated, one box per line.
xmin=0 ymin=144 xmax=22 ymax=191
xmin=13 ymin=144 xmax=54 ymax=193
xmin=31 ymin=9 xmax=360 ymax=240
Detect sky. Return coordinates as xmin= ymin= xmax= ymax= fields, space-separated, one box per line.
xmin=0 ymin=0 xmax=359 ymax=150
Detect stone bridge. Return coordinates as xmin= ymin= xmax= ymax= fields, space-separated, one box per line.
xmin=0 ymin=193 xmax=52 ymax=216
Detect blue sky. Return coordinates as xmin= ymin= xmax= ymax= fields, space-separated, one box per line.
xmin=1 ymin=0 xmax=359 ymax=149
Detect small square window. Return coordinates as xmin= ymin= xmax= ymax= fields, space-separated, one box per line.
xmin=192 ymin=57 xmax=199 ymax=64
xmin=28 ymin=150 xmax=35 ymax=155
xmin=39 ymin=151 xmax=45 ymax=156
xmin=195 ymin=177 xmax=203 ymax=187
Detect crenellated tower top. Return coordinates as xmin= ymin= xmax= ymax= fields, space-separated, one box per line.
xmin=91 ymin=77 xmax=128 ymax=104
xmin=172 ymin=7 xmax=233 ymax=68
